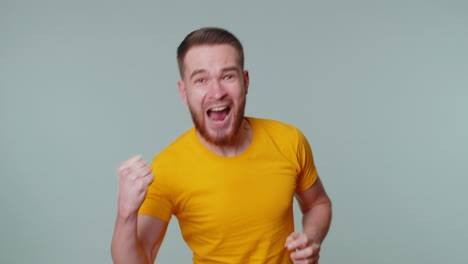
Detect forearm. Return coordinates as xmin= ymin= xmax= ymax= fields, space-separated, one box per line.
xmin=302 ymin=201 xmax=332 ymax=244
xmin=111 ymin=213 xmax=148 ymax=264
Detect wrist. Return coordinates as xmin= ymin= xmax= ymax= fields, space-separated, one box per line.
xmin=303 ymin=229 xmax=323 ymax=245
xmin=117 ymin=207 xmax=139 ymax=221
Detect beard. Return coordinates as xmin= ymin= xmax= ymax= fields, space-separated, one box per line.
xmin=188 ymin=96 xmax=246 ymax=146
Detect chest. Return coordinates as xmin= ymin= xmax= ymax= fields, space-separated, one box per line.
xmin=171 ymin=155 xmax=298 ymax=232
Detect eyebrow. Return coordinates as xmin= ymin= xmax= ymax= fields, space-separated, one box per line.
xmin=190 ymin=69 xmax=207 ymax=80
xmin=221 ymin=66 xmax=241 ymax=73
xmin=189 ymin=66 xmax=241 ymax=80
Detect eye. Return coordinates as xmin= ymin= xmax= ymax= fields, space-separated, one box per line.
xmin=195 ymin=78 xmax=205 ymax=84
xmin=223 ymin=74 xmax=233 ymax=80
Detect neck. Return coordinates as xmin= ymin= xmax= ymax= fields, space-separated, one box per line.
xmin=197 ymin=118 xmax=252 ymax=157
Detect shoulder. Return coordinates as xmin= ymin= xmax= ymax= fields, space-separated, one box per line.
xmin=248 ymin=116 xmax=310 ymax=159
xmin=248 ymin=116 xmax=303 ymax=140
xmin=150 ymin=127 xmax=196 ymax=169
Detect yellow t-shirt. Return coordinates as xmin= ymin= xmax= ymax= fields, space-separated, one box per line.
xmin=139 ymin=117 xmax=318 ymax=264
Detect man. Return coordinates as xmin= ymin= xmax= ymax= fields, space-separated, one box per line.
xmin=111 ymin=27 xmax=332 ymax=264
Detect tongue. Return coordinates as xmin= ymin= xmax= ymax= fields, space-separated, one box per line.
xmin=210 ymin=109 xmax=229 ymax=121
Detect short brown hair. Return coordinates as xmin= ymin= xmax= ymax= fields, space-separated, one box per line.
xmin=176 ymin=27 xmax=244 ymax=78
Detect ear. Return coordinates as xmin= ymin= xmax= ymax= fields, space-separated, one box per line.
xmin=177 ymin=79 xmax=188 ymax=105
xmin=243 ymin=70 xmax=250 ymax=94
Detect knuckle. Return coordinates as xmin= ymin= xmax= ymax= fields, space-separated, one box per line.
xmin=134 ymin=160 xmax=143 ymax=167
xmin=118 ymin=167 xmax=128 ymax=176
xmin=147 ymin=174 xmax=154 ymax=184
xmin=136 ymin=179 xmax=149 ymax=191
xmin=138 ymin=160 xmax=147 ymax=167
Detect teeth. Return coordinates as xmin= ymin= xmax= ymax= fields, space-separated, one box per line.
xmin=210 ymin=106 xmax=227 ymax=112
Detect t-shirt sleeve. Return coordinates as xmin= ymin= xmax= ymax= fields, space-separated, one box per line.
xmin=138 ymin=156 xmax=173 ymax=222
xmin=295 ymin=128 xmax=318 ymax=192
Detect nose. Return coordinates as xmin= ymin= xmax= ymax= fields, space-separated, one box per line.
xmin=208 ymin=80 xmax=227 ymax=100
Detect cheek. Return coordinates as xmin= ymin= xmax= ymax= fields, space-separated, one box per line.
xmin=187 ymin=90 xmax=206 ymax=109
xmin=233 ymin=88 xmax=247 ymax=100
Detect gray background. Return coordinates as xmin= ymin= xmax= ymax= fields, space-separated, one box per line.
xmin=1 ymin=0 xmax=467 ymax=263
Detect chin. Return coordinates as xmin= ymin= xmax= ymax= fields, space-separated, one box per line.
xmin=204 ymin=127 xmax=236 ymax=146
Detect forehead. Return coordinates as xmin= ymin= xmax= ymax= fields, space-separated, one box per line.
xmin=183 ymin=44 xmax=241 ymax=75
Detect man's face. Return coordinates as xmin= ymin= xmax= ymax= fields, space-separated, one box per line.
xmin=178 ymin=44 xmax=249 ymax=146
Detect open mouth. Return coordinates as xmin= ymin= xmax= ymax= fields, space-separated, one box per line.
xmin=207 ymin=106 xmax=231 ymax=122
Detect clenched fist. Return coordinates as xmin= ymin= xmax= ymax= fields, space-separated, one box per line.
xmin=117 ymin=155 xmax=154 ymax=218
xmin=285 ymin=232 xmax=321 ymax=264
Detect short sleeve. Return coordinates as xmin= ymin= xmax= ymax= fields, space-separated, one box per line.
xmin=295 ymin=128 xmax=318 ymax=192
xmin=138 ymin=156 xmax=173 ymax=222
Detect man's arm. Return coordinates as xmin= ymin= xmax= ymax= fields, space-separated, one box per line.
xmin=111 ymin=155 xmax=169 ymax=264
xmin=285 ymin=177 xmax=332 ymax=263
xmin=111 ymin=214 xmax=168 ymax=264
xmin=296 ymin=177 xmax=332 ymax=244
